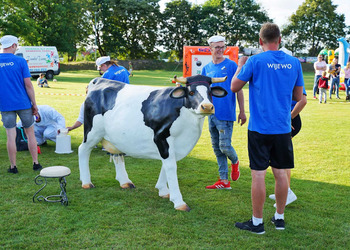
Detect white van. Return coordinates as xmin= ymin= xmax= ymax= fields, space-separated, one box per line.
xmin=15 ymin=46 xmax=60 ymax=79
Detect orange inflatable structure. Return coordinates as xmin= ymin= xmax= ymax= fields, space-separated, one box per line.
xmin=183 ymin=46 xmax=239 ymax=77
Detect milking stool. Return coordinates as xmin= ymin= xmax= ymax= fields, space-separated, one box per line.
xmin=33 ymin=166 xmax=71 ymax=206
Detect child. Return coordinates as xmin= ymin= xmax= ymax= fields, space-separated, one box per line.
xmin=318 ymin=71 xmax=328 ymax=103
xmin=37 ymin=73 xmax=50 ymax=88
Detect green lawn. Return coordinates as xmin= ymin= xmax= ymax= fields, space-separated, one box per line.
xmin=0 ymin=70 xmax=349 ymax=248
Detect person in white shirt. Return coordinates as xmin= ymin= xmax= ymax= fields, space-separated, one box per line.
xmin=18 ymin=105 xmax=66 ymax=145
xmin=67 ymin=86 xmax=88 ymax=132
xmin=67 ymin=102 xmax=84 ymax=132
xmin=313 ymin=55 xmax=327 ymax=99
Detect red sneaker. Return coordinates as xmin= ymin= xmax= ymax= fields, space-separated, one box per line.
xmin=230 ymin=160 xmax=240 ymax=181
xmin=206 ymin=179 xmax=231 ymax=189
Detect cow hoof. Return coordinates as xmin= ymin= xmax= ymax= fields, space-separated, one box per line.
xmin=82 ymin=183 xmax=95 ymax=189
xmin=160 ymin=194 xmax=170 ymax=199
xmin=175 ymin=204 xmax=191 ymax=212
xmin=121 ymin=183 xmax=135 ymax=189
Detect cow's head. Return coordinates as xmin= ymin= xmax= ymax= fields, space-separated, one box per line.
xmin=170 ymin=75 xmax=227 ymax=115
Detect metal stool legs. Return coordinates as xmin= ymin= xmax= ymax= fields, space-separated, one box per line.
xmin=33 ymin=175 xmax=69 ymax=206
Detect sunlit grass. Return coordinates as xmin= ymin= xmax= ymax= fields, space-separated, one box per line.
xmin=0 ymin=70 xmax=349 ymax=248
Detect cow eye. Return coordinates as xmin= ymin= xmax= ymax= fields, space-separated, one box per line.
xmin=189 ymin=91 xmax=194 ymax=96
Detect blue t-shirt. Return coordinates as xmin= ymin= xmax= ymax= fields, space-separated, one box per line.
xmin=0 ymin=53 xmax=32 ymax=111
xmin=201 ymin=58 xmax=238 ymax=121
xmin=237 ymin=50 xmax=304 ymax=134
xmin=102 ymin=64 xmax=130 ymax=84
xmin=291 ymin=86 xmax=306 ymax=111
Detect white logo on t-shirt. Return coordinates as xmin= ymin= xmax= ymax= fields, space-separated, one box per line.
xmin=0 ymin=62 xmax=14 ymax=67
xmin=267 ymin=63 xmax=292 ymax=70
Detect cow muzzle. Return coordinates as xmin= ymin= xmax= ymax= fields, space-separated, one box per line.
xmin=199 ymin=103 xmax=215 ymax=114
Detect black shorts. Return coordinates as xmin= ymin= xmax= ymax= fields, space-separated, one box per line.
xmin=291 ymin=114 xmax=301 ymax=138
xmin=248 ymin=130 xmax=294 ymax=171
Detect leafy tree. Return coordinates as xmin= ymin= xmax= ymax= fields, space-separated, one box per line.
xmin=27 ymin=0 xmax=91 ymax=60
xmin=0 ymin=0 xmax=91 ymax=61
xmin=282 ymin=0 xmax=347 ymax=56
xmin=201 ymin=0 xmax=271 ymax=47
xmin=160 ymin=0 xmax=205 ymax=60
xmin=93 ymin=0 xmax=161 ymax=60
xmin=0 ymin=0 xmax=38 ymax=40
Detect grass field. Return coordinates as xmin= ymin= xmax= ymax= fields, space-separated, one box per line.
xmin=0 ymin=70 xmax=349 ymax=248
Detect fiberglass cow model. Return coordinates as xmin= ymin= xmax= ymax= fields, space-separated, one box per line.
xmin=78 ymin=75 xmax=227 ymax=211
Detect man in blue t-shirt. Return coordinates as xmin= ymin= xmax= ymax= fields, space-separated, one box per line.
xmin=96 ymin=56 xmax=130 ymax=84
xmin=202 ymin=35 xmax=246 ymax=190
xmin=0 ymin=35 xmax=42 ymax=174
xmin=231 ymin=23 xmax=304 ymax=234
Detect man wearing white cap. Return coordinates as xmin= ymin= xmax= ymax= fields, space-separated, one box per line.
xmin=0 ymin=35 xmax=42 ymax=173
xmin=96 ymin=56 xmax=130 ymax=83
xmin=202 ymin=35 xmax=246 ymax=190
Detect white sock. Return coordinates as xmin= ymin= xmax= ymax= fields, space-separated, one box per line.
xmin=252 ymin=216 xmax=263 ymax=226
xmin=274 ymin=211 xmax=284 ymax=220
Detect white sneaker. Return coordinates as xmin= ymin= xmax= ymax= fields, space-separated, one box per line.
xmin=273 ymin=189 xmax=297 ymax=208
xmin=269 ymin=194 xmax=276 ymax=200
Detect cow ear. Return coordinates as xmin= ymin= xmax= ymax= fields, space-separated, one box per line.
xmin=170 ymin=86 xmax=187 ymax=99
xmin=211 ymin=86 xmax=227 ymax=98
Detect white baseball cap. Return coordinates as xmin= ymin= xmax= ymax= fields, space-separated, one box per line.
xmin=96 ymin=56 xmax=110 ymax=66
xmin=208 ymin=35 xmax=225 ymax=45
xmin=0 ymin=35 xmax=18 ymax=49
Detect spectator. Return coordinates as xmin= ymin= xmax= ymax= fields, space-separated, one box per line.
xmin=128 ymin=61 xmax=133 ymax=77
xmin=328 ymin=57 xmax=341 ymax=99
xmin=18 ymin=105 xmax=66 ymax=145
xmin=313 ymin=55 xmax=327 ymax=99
xmin=318 ymin=71 xmax=329 ymax=104
xmin=202 ymin=35 xmax=246 ymax=190
xmin=231 ymin=23 xmax=304 ymax=234
xmin=96 ymin=56 xmax=130 ymax=83
xmin=0 ymin=35 xmax=42 ymax=173
xmin=37 ymin=73 xmax=49 ymax=88
xmin=269 ymin=86 xmax=307 ymax=206
xmin=344 ymin=62 xmax=350 ymax=100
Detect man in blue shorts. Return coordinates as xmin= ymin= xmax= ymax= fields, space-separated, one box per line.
xmin=0 ymin=35 xmax=42 ymax=173
xmin=231 ymin=23 xmax=304 ymax=234
xmin=202 ymin=35 xmax=246 ymax=190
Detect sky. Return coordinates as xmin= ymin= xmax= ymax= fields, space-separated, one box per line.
xmin=159 ymin=0 xmax=350 ymax=27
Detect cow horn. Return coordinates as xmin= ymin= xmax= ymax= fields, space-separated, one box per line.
xmin=211 ymin=76 xmax=227 ymax=83
xmin=173 ymin=75 xmax=187 ymax=84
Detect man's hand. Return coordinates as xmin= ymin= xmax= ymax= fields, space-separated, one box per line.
xmin=237 ymin=112 xmax=247 ymax=126
xmin=32 ymin=104 xmax=38 ymax=117
xmin=238 ymin=56 xmax=248 ymax=67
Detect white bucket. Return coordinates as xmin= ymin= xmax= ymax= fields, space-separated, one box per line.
xmin=55 ymin=134 xmax=73 ymax=154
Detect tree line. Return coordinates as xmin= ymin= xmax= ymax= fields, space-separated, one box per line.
xmin=0 ymin=0 xmax=348 ymax=60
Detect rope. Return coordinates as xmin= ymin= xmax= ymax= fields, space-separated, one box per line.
xmin=38 ymin=93 xmax=86 ymax=97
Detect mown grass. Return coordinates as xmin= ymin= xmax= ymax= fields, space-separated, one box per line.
xmin=0 ymin=70 xmax=349 ymax=248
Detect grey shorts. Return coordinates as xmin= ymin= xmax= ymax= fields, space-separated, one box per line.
xmin=1 ymin=109 xmax=34 ymax=129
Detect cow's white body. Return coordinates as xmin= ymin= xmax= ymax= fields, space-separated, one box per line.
xmin=79 ymin=76 xmax=226 ymax=210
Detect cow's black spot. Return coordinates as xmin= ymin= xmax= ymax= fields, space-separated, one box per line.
xmin=84 ymin=77 xmax=126 ymax=142
xmin=141 ymin=88 xmax=184 ymax=159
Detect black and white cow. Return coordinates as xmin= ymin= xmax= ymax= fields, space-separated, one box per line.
xmin=78 ymin=75 xmax=227 ymax=211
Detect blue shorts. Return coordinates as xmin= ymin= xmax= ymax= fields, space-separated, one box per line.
xmin=248 ymin=130 xmax=294 ymax=171
xmin=1 ymin=109 xmax=34 ymax=129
